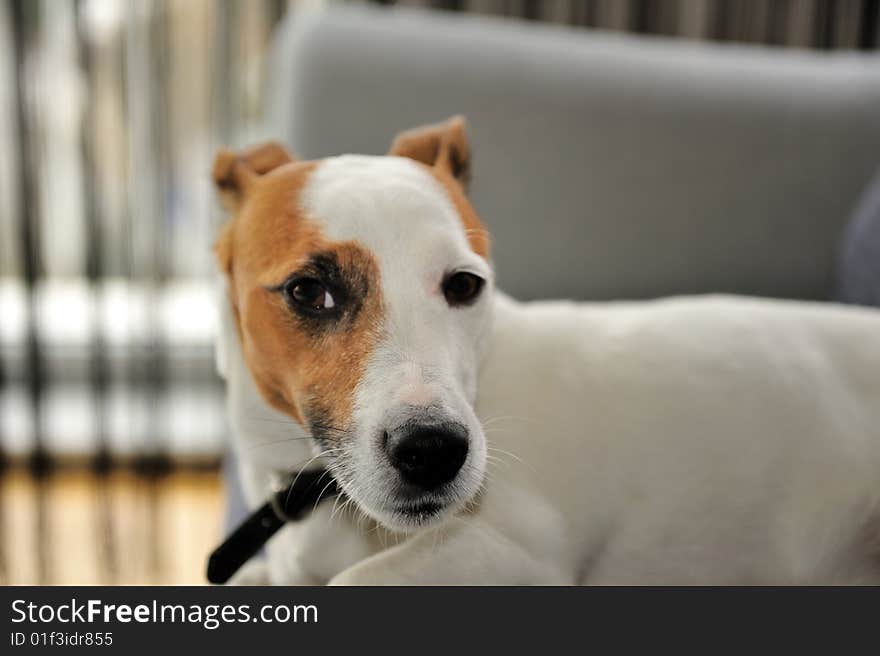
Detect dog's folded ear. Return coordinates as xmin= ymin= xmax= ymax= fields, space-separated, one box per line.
xmin=388 ymin=115 xmax=471 ymax=191
xmin=212 ymin=142 xmax=292 ymax=276
xmin=212 ymin=141 xmax=293 ymax=211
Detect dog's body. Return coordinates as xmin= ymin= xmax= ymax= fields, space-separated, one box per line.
xmin=215 ymin=118 xmax=880 ymax=585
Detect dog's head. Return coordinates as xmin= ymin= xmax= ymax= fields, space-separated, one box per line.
xmin=213 ymin=117 xmax=492 ymax=531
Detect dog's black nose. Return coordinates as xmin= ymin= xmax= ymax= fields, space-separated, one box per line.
xmin=386 ymin=424 xmax=469 ymax=490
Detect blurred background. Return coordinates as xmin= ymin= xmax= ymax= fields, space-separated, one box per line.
xmin=1 ymin=0 xmax=878 ymax=584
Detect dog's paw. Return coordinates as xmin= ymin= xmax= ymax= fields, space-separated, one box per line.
xmin=226 ymin=559 xmax=271 ymax=586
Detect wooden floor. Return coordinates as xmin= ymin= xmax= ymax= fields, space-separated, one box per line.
xmin=0 ymin=468 xmax=225 ymax=585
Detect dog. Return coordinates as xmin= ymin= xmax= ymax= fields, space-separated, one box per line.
xmin=213 ymin=116 xmax=880 ymax=584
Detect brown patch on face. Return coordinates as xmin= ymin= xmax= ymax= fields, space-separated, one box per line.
xmin=219 ymin=160 xmax=385 ymax=435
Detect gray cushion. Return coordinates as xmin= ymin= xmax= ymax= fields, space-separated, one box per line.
xmin=267 ymin=5 xmax=880 ymax=301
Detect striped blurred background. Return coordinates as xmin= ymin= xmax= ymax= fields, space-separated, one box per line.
xmin=0 ymin=0 xmax=877 ymax=584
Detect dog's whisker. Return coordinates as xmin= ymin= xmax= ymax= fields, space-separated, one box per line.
xmin=487 ymin=444 xmax=525 ymax=465
xmin=312 ymin=478 xmax=338 ymax=515
xmin=484 ymin=454 xmax=505 ymax=467
xmin=355 ymin=505 xmax=368 ymax=531
xmin=329 ymin=491 xmax=348 ymax=521
xmin=479 ymin=414 xmax=535 ymax=429
xmin=430 ymin=526 xmax=440 ymax=557
xmin=245 ymin=436 xmax=315 ymax=452
xmin=285 ymin=449 xmax=338 ymax=508
xmin=328 ymin=491 xmax=344 ymax=521
xmin=343 ymin=498 xmax=359 ymax=523
xmin=274 ymin=448 xmax=340 ymax=475
xmin=311 ymin=467 xmax=333 ymax=490
xmin=484 ymin=455 xmax=511 ymax=473
xmin=337 ymin=499 xmax=355 ymax=525
xmin=241 ymin=414 xmax=302 ymax=427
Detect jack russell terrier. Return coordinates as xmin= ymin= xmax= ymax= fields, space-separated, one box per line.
xmin=213 ymin=116 xmax=880 ymax=585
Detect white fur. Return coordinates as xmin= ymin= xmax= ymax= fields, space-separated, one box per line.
xmin=221 ymin=155 xmax=880 ymax=585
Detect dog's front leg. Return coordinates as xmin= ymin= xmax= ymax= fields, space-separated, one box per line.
xmin=328 ymin=516 xmax=571 ymax=586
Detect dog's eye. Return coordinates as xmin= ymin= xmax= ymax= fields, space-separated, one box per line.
xmin=285 ymin=278 xmax=335 ymax=311
xmin=443 ymin=272 xmax=484 ymax=307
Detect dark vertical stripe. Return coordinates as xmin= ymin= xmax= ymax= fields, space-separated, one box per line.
xmin=860 ymin=0 xmax=879 ymax=48
xmin=10 ymin=0 xmax=50 ymax=585
xmin=767 ymin=0 xmax=790 ymax=45
xmin=814 ymin=0 xmax=835 ymax=48
xmin=711 ymin=0 xmax=731 ymax=41
xmin=522 ymin=0 xmax=540 ymax=21
xmin=431 ymin=0 xmax=462 ymax=10
xmin=567 ymin=0 xmax=586 ymax=26
xmin=631 ymin=0 xmax=650 ymax=33
xmin=582 ymin=1 xmax=599 ymax=28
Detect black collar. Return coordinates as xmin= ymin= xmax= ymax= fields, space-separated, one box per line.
xmin=207 ymin=468 xmax=338 ymax=584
